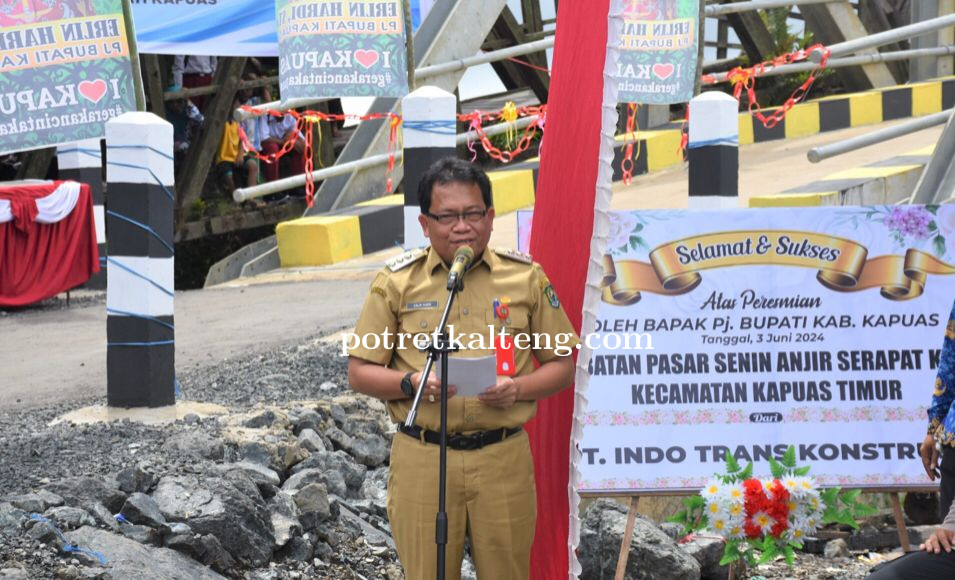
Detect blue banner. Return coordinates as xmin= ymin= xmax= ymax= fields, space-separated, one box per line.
xmin=132 ymin=0 xmax=430 ymax=57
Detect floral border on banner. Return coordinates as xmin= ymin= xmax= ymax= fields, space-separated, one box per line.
xmin=581 ymin=406 xmax=926 ymax=427
xmin=580 ymin=472 xmax=928 ymax=491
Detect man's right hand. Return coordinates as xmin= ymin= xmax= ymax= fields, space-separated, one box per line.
xmin=411 ymin=372 xmax=456 ymax=403
xmin=920 ymin=527 xmax=955 ymax=553
xmin=920 ymin=433 xmax=940 ymax=480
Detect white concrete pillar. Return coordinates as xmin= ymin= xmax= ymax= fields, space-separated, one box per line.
xmin=105 ymin=112 xmax=175 ymax=408
xmin=401 ymin=86 xmax=457 ymax=248
xmin=689 ymin=92 xmax=739 ymax=209
xmin=58 ymin=139 xmax=106 ymax=289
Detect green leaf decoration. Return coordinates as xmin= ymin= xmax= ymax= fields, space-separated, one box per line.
xmin=782 ymin=445 xmax=797 ymax=468
xmin=842 ymin=489 xmax=862 ymax=503
xmin=725 ymin=453 xmax=741 ymax=474
xmin=784 ymin=545 xmax=795 ymax=566
xmin=718 ymin=543 xmax=741 ymax=566
xmin=927 ymin=205 xmax=940 ymax=214
xmin=757 ymin=542 xmax=778 ymax=565
xmin=768 ymin=457 xmax=786 ymax=479
xmin=739 ymin=462 xmax=754 ymax=481
xmin=794 ymin=466 xmax=811 ymax=476
xmin=934 ymin=235 xmax=946 ymax=257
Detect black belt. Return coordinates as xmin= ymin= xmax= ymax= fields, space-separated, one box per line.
xmin=398 ymin=424 xmax=522 ymax=451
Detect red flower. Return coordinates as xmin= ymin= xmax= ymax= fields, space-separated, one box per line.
xmin=741 ymin=479 xmax=792 ymax=539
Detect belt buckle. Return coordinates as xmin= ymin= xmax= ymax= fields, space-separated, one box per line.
xmin=452 ymin=433 xmax=483 ymax=451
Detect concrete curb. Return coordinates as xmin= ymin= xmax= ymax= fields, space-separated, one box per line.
xmin=750 ymin=145 xmax=935 ymax=207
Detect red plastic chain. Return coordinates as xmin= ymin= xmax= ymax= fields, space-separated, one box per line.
xmin=620 ymin=103 xmax=639 ymax=185
xmin=234 ymin=103 xmax=547 ymax=205
xmin=725 ymin=43 xmax=831 ymax=129
xmin=676 ymin=44 xmax=832 ymax=157
xmin=303 ymin=119 xmax=314 ymax=206
xmin=236 ymin=107 xmax=402 ymax=205
xmin=457 ymin=104 xmax=547 ymax=164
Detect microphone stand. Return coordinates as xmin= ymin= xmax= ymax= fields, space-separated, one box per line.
xmin=404 ymin=275 xmax=463 ymax=580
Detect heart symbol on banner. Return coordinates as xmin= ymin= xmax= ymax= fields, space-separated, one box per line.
xmin=354 ymin=49 xmax=379 ymax=69
xmin=78 ymin=79 xmax=108 ymax=104
xmin=652 ymin=63 xmax=675 ymax=81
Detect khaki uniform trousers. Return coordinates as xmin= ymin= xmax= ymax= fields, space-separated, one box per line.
xmin=387 ymin=429 xmax=537 ymax=580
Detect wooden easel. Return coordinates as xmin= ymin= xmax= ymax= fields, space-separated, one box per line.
xmin=890 ymin=492 xmax=911 ymax=552
xmin=613 ymin=496 xmax=640 ymax=580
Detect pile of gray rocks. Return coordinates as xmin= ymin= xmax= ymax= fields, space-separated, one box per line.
xmin=0 ymin=333 xmax=917 ymax=579
xmin=0 ymin=396 xmax=400 ymax=579
xmin=0 ymin=337 xmax=405 ymax=579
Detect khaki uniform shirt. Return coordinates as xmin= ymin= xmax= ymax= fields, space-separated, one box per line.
xmin=348 ymin=246 xmax=579 ymax=432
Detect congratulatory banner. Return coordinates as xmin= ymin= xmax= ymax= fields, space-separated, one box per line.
xmin=276 ymin=0 xmax=409 ymax=100
xmin=614 ymin=0 xmax=698 ymax=104
xmin=521 ymin=206 xmax=955 ymax=492
xmin=0 ymin=0 xmax=136 ymax=154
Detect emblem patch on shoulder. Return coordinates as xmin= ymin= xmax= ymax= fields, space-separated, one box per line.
xmin=544 ymin=284 xmax=560 ymax=308
xmin=386 ymin=248 xmax=427 ymax=272
xmin=494 ymin=247 xmax=532 ymax=264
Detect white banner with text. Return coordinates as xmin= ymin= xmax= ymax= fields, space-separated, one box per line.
xmin=519 ymin=206 xmax=955 ymax=492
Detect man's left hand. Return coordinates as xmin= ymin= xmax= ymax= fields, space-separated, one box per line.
xmin=479 ymin=377 xmax=520 ymax=409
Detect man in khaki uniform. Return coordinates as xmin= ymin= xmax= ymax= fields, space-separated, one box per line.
xmin=347 ymin=157 xmax=578 ymax=580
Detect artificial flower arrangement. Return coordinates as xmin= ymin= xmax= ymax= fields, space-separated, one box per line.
xmin=670 ymin=446 xmax=876 ymax=568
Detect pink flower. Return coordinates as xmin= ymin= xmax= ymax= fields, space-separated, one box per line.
xmin=883 ymin=206 xmax=934 ymax=240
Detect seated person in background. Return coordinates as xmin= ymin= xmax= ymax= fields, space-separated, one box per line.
xmin=171 ymin=55 xmax=217 ymax=111
xmin=260 ymin=112 xmax=306 ymax=195
xmin=166 ymin=96 xmax=203 ymax=168
xmin=865 ymin=502 xmax=955 ymax=579
xmin=216 ymin=98 xmax=259 ymax=199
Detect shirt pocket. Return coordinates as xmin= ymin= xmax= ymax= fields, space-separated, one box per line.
xmin=398 ymin=309 xmax=437 ymax=342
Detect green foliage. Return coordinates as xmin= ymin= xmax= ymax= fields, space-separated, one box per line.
xmin=822 ymin=487 xmax=879 ymax=529
xmin=189 ymin=199 xmax=208 ymax=220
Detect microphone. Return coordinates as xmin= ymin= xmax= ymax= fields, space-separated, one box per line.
xmin=447 ymin=246 xmax=474 ymax=290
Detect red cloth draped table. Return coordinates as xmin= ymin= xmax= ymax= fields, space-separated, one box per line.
xmin=0 ymin=180 xmax=100 ymax=307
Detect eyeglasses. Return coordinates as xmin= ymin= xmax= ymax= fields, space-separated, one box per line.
xmin=425 ymin=209 xmax=488 ymax=225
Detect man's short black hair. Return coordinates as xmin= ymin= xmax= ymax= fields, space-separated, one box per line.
xmin=417 ymin=157 xmax=492 ymax=214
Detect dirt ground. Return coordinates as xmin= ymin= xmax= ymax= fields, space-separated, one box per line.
xmin=0 ymin=277 xmax=373 ymax=410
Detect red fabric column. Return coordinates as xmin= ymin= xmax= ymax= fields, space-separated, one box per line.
xmin=526 ymin=0 xmax=610 ymax=578
xmin=0 ymin=182 xmax=100 ymax=307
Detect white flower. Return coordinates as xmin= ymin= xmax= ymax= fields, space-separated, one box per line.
xmin=727 ymin=502 xmax=744 ymax=519
xmin=701 ymin=479 xmax=723 ymax=500
xmin=751 ymin=511 xmax=775 ymax=535
xmin=782 ymin=476 xmax=799 ymax=490
xmin=607 ymin=212 xmax=640 ymax=252
xmin=785 ymin=526 xmax=808 ymax=543
xmin=705 ymin=500 xmax=726 ymax=519
xmin=721 ymin=483 xmax=745 ymax=503
xmin=727 ymin=523 xmax=746 ymax=539
xmin=710 ymin=517 xmax=729 ymax=537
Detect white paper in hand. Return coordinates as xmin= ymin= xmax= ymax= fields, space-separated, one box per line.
xmin=438 ymin=355 xmax=497 ymax=397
